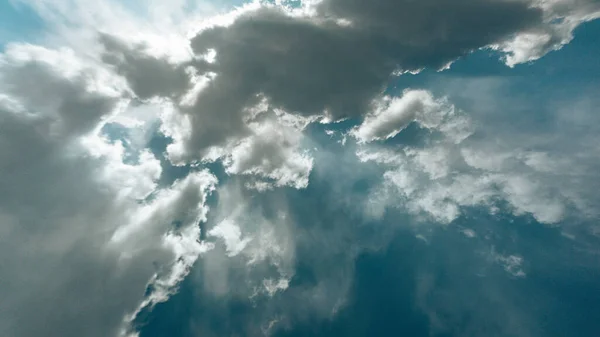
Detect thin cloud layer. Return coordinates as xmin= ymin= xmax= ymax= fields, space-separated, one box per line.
xmin=356 ymin=84 xmax=600 ymax=226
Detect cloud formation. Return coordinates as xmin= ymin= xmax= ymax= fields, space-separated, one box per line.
xmin=2 ymin=0 xmax=600 ymax=336
xmin=124 ymin=0 xmax=598 ymax=169
xmin=0 ymin=43 xmax=216 ymax=337
xmin=177 ymin=0 xmax=539 ymax=155
xmin=351 ymin=90 xmax=469 ymax=143
xmin=356 ymin=81 xmax=600 ymax=226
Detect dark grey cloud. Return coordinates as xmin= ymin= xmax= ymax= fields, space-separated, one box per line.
xmin=318 ymin=0 xmax=541 ymax=68
xmin=173 ymin=0 xmax=543 ymax=157
xmin=1 ymin=56 xmax=118 ymax=138
xmin=100 ymin=33 xmax=192 ymax=100
xmin=94 ymin=1 xmax=596 ymax=167
xmin=191 ymin=10 xmax=389 ymax=119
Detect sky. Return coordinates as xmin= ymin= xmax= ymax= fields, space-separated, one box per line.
xmin=0 ymin=1 xmax=599 ymax=337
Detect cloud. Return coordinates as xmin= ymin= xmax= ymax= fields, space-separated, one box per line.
xmin=0 ymin=44 xmax=217 ymax=337
xmin=0 ymin=43 xmax=125 ymax=136
xmin=153 ymin=161 xmax=400 ymax=336
xmin=2 ymin=1 xmax=600 ymax=337
xmin=201 ymin=182 xmax=295 ymax=296
xmin=363 ymin=144 xmax=570 ymax=226
xmin=99 ymin=33 xmax=193 ymax=100
xmin=144 ymin=0 xmax=598 ymax=166
xmin=65 ymin=0 xmax=597 ymax=190
xmin=351 ymin=90 xmax=466 ymax=143
xmin=356 ymin=88 xmax=591 ymax=225
xmin=223 ymin=117 xmax=313 ymax=190
xmin=493 ymin=0 xmax=600 ymax=66
xmin=491 ymin=251 xmax=527 ymax=278
xmin=208 ymin=219 xmax=253 ymax=257
xmin=318 ymin=0 xmax=540 ymax=67
xmin=180 ymin=1 xmax=538 ymax=155
xmin=438 ymin=75 xmax=600 ymax=220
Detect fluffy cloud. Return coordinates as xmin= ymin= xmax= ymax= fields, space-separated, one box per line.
xmin=73 ymin=0 xmax=599 ymax=189
xmin=494 ymin=0 xmax=600 ymax=65
xmin=208 ymin=219 xmax=253 ymax=257
xmin=100 ymin=34 xmax=193 ymax=100
xmin=180 ymin=1 xmax=535 ymax=154
xmin=131 ymin=0 xmax=597 ymax=167
xmin=351 ymin=90 xmax=468 ymax=143
xmin=362 ymin=141 xmax=572 ymax=225
xmin=0 ymin=44 xmax=217 ymax=337
xmin=223 ymin=117 xmax=313 ymax=190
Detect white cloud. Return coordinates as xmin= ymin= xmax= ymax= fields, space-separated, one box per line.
xmin=223 ymin=118 xmax=313 ymax=190
xmin=367 ymin=148 xmax=570 ymax=225
xmin=461 ymin=147 xmax=512 ymax=172
xmin=262 ymin=277 xmax=291 ymax=296
xmin=460 ymin=228 xmax=477 ymax=238
xmin=208 ymin=219 xmax=253 ymax=257
xmin=352 ymin=90 xmax=453 ymax=143
xmin=500 ymin=174 xmax=565 ymax=224
xmin=196 ymin=183 xmax=295 ymax=300
xmin=495 ymin=0 xmax=600 ymax=66
xmin=352 ymin=89 xmax=473 ymax=145
xmin=358 ymin=90 xmax=584 ymax=225
xmin=163 ymin=96 xmax=315 ymax=190
xmin=14 ymin=0 xmax=227 ymax=61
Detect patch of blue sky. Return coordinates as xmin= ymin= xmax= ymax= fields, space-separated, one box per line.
xmin=390 ymin=19 xmax=600 ymax=98
xmin=0 ymin=1 xmax=46 ymax=50
xmin=146 ymin=130 xmax=229 ymax=188
xmin=101 ymin=123 xmax=142 ymax=165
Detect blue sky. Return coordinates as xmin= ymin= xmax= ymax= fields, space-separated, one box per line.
xmin=0 ymin=1 xmax=45 ymax=47
xmin=1 ymin=1 xmax=600 ymax=337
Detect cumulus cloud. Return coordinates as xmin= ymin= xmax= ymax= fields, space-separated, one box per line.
xmin=0 ymin=44 xmax=217 ymax=337
xmin=351 ymin=90 xmax=467 ymax=143
xmin=176 ymin=0 xmax=536 ymax=156
xmin=67 ymin=0 xmax=598 ymax=188
xmin=223 ymin=117 xmax=313 ymax=190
